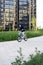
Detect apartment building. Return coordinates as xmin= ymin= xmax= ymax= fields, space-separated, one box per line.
xmin=0 ymin=0 xmax=36 ymax=30
xmin=0 ymin=0 xmax=5 ymax=30
xmin=4 ymin=0 xmax=16 ymax=30
xmin=29 ymin=0 xmax=36 ymax=29
xmin=17 ymin=0 xmax=36 ymax=30
xmin=18 ymin=0 xmax=29 ymax=29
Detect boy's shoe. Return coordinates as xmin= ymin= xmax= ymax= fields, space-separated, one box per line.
xmin=17 ymin=36 xmax=22 ymax=42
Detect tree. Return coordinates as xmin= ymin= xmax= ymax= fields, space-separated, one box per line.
xmin=31 ymin=17 xmax=36 ymax=30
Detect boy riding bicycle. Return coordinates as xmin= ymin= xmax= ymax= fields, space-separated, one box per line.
xmin=18 ymin=25 xmax=27 ymax=41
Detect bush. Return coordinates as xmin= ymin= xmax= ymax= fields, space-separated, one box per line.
xmin=25 ymin=30 xmax=43 ymax=38
xmin=26 ymin=48 xmax=43 ymax=65
xmin=0 ymin=30 xmax=43 ymax=42
xmin=11 ymin=48 xmax=43 ymax=65
xmin=11 ymin=48 xmax=24 ymax=65
xmin=0 ymin=31 xmax=18 ymax=42
xmin=0 ymin=26 xmax=3 ymax=31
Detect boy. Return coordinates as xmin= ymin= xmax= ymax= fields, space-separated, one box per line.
xmin=18 ymin=24 xmax=27 ymax=41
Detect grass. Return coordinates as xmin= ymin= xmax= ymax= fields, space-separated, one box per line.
xmin=0 ymin=30 xmax=43 ymax=42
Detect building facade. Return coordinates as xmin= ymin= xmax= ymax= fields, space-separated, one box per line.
xmin=4 ymin=0 xmax=16 ymax=30
xmin=0 ymin=0 xmax=36 ymax=30
xmin=0 ymin=0 xmax=5 ymax=30
xmin=27 ymin=0 xmax=36 ymax=30
xmin=18 ymin=0 xmax=36 ymax=30
xmin=18 ymin=0 xmax=29 ymax=29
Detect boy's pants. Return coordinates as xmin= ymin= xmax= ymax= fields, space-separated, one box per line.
xmin=19 ymin=31 xmax=25 ymax=37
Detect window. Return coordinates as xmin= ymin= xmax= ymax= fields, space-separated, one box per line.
xmin=1 ymin=0 xmax=3 ymax=3
xmin=1 ymin=9 xmax=3 ymax=11
xmin=5 ymin=0 xmax=15 ymax=23
xmin=1 ymin=4 xmax=3 ymax=8
xmin=1 ymin=13 xmax=3 ymax=15
xmin=19 ymin=0 xmax=29 ymax=29
xmin=19 ymin=0 xmax=28 ymax=20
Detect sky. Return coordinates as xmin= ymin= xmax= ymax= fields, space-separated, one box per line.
xmin=37 ymin=0 xmax=43 ymax=29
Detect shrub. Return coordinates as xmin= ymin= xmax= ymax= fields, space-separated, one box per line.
xmin=0 ymin=31 xmax=18 ymax=42
xmin=25 ymin=30 xmax=43 ymax=38
xmin=0 ymin=30 xmax=43 ymax=42
xmin=26 ymin=48 xmax=43 ymax=65
xmin=11 ymin=48 xmax=43 ymax=65
xmin=11 ymin=48 xmax=24 ymax=65
xmin=0 ymin=26 xmax=3 ymax=31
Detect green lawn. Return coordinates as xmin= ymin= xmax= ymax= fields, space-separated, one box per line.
xmin=0 ymin=30 xmax=43 ymax=42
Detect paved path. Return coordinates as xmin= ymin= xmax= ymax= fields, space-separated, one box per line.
xmin=0 ymin=36 xmax=43 ymax=65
